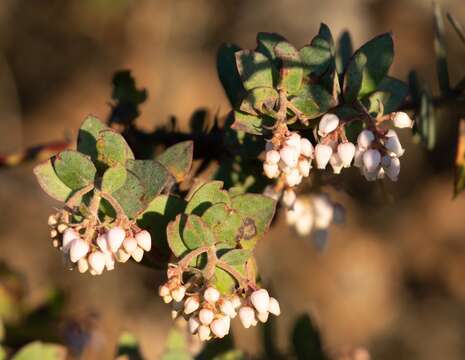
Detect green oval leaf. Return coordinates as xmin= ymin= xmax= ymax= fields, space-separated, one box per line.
xmin=235 ymin=50 xmax=274 ymax=90
xmin=96 ymin=130 xmax=134 ymax=168
xmin=275 ymin=41 xmax=303 ymax=95
xmin=77 ymin=115 xmax=109 ymax=160
xmin=185 ymin=181 xmax=231 ymax=216
xmin=112 ymin=170 xmax=146 ymax=218
xmin=126 ymin=159 xmax=170 ymax=204
xmin=33 ymin=159 xmax=73 ymax=202
xmin=101 ymin=164 xmax=127 ymax=193
xmin=202 ymin=203 xmax=243 ymax=247
xmin=157 ymin=141 xmax=194 ymax=183
xmin=343 ymin=52 xmax=367 ymax=103
xmin=53 ymin=150 xmax=96 ymax=190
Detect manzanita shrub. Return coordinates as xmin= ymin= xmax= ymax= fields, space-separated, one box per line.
xmin=0 ymin=11 xmax=459 ymax=359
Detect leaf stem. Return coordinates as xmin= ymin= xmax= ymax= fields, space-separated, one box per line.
xmin=100 ymin=191 xmax=129 ymax=222
xmin=216 ymin=259 xmax=255 ymax=290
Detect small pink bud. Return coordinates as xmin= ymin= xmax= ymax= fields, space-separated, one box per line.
xmin=199 ymin=308 xmax=215 ymax=325
xmin=210 ymin=317 xmax=230 ymax=338
xmin=184 ymin=296 xmax=200 ymax=315
xmin=392 ymin=111 xmax=413 ymax=128
xmin=280 ymin=146 xmax=299 ymax=167
xmin=268 ymin=297 xmax=281 ymax=316
xmin=263 ymin=163 xmax=280 ymax=178
xmin=88 ymin=251 xmax=106 ymax=274
xmin=357 ymin=130 xmax=375 ymax=149
xmin=204 ymin=287 xmax=220 ymax=303
xmin=171 ymin=285 xmax=186 ymax=302
xmin=362 ymin=149 xmax=381 ymax=173
xmin=107 ymin=227 xmax=126 ymax=252
xmin=318 ymin=113 xmax=340 ymax=137
xmin=300 ymin=138 xmax=314 ymax=158
xmin=69 ymin=239 xmax=89 ymax=263
xmin=188 ymin=317 xmax=200 ymax=334
xmin=198 ymin=325 xmax=211 ymax=341
xmin=239 ymin=306 xmax=256 ymax=329
xmin=337 ymin=142 xmax=356 ymax=167
xmin=135 ymin=230 xmax=151 ymax=252
xmin=250 ymin=289 xmax=270 ymax=313
xmin=131 ymin=246 xmax=144 ymax=262
xmin=123 ymin=236 xmax=138 ymax=254
xmin=265 ymin=150 xmax=280 ymax=164
xmin=315 ymin=144 xmax=333 ymax=169
xmin=62 ymin=228 xmax=79 ymax=253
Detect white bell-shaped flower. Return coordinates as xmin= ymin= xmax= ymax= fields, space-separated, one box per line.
xmin=285 ymin=168 xmax=302 ymax=187
xmin=357 ymin=130 xmax=375 ymax=149
xmin=199 ymin=308 xmax=215 ymax=325
xmin=96 ymin=234 xmax=110 ymax=253
xmin=210 ymin=316 xmax=230 ymax=338
xmin=62 ymin=228 xmax=79 ymax=253
xmin=318 ymin=113 xmax=340 ymax=137
xmin=315 ymin=144 xmax=333 ymax=169
xmin=392 ymin=111 xmax=413 ymax=128
xmin=88 ymin=251 xmax=106 ymax=275
xmin=300 ymin=138 xmax=314 ymax=158
xmin=184 ymin=296 xmax=200 ymax=315
xmin=362 ymin=149 xmax=381 ymax=173
xmin=298 ymin=159 xmax=311 ymax=177
xmin=382 ymin=155 xmax=401 ymax=181
xmin=337 ymin=142 xmax=356 ymax=167
xmin=123 ymin=237 xmax=138 ymax=254
xmin=107 ymin=227 xmax=126 ymax=252
xmin=77 ymin=258 xmax=89 ymax=274
xmin=263 ymin=163 xmax=280 ymax=178
xmin=204 ymin=287 xmax=220 ymax=303
xmin=265 ymin=150 xmax=280 ymax=164
xmin=131 ymin=246 xmax=144 ymax=262
xmin=285 ymin=132 xmax=302 ymax=153
xmin=188 ymin=317 xmax=200 ymax=334
xmin=70 ymin=238 xmax=90 ymax=263
xmin=104 ymin=252 xmax=115 ymax=271
xmin=198 ymin=325 xmax=211 ymax=341
xmin=384 ymin=130 xmax=405 ymax=157
xmin=280 ymin=146 xmax=299 ymax=167
xmin=220 ymin=300 xmax=236 ymax=318
xmin=330 ymin=153 xmax=344 ymax=174
xmin=135 ymin=230 xmax=151 ymax=252
xmin=250 ymin=289 xmax=270 ymax=313
xmin=268 ymin=297 xmax=281 ymax=316
xmin=171 ymin=285 xmax=186 ymax=302
xmin=239 ymin=306 xmax=256 ymax=329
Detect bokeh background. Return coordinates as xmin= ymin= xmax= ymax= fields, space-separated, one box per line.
xmin=1 ymin=0 xmax=465 ymax=359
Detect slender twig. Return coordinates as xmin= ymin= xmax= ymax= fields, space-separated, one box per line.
xmin=177 ymin=246 xmax=210 ymax=270
xmin=83 ymin=190 xmax=102 ymax=244
xmin=216 ymin=260 xmax=254 ymax=289
xmin=100 ymin=192 xmax=129 ymax=222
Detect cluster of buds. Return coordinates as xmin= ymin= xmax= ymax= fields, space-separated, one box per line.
xmin=48 ymin=213 xmax=151 ymax=275
xmin=263 ymin=131 xmax=314 ymax=187
xmin=284 ymin=191 xmax=344 ymax=248
xmin=159 ymin=267 xmax=280 ymax=341
xmin=353 ymin=111 xmax=413 ymax=181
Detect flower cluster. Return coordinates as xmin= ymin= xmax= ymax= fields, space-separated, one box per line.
xmin=284 ymin=192 xmax=344 ymax=247
xmin=159 ymin=267 xmax=280 ymax=341
xmin=263 ymin=131 xmax=313 ymax=187
xmin=48 ymin=213 xmax=151 ymax=275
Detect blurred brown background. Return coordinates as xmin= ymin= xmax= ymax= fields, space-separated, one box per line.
xmin=0 ymin=0 xmax=465 ymax=359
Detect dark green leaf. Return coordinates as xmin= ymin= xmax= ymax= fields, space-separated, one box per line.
xmin=112 ymin=170 xmax=146 ymax=218
xmin=77 ymin=115 xmax=108 ymax=160
xmin=336 ymin=31 xmax=353 ymax=73
xmin=231 ymin=111 xmax=274 ymax=135
xmin=202 ymin=203 xmax=244 ymax=247
xmin=299 ymin=45 xmax=332 ymax=78
xmin=240 ymin=87 xmax=278 ymax=116
xmin=166 ymin=214 xmax=189 ymax=258
xmin=126 ymin=159 xmax=170 ymax=204
xmin=217 ymin=43 xmax=247 ymax=107
xmin=53 ymin=150 xmax=96 ymax=190
xmin=275 ymin=41 xmax=303 ymax=95
xmin=256 ymin=32 xmax=287 ymax=63
xmin=185 ymin=181 xmax=230 ymax=216
xmin=157 ymin=141 xmax=194 ymax=182
xmin=101 ymin=164 xmax=127 ymax=193
xmin=96 ymin=129 xmax=134 ymax=168
xmin=343 ymin=52 xmax=367 ymax=103
xmin=235 ymin=50 xmax=274 ymax=90
xmin=33 ymin=159 xmax=73 ymax=202
xmin=364 ymin=76 xmax=409 ymax=114
xmin=220 ymin=249 xmax=252 ymax=266
xmin=182 ymin=214 xmax=215 ymax=249
xmin=290 ymin=84 xmax=336 ymax=118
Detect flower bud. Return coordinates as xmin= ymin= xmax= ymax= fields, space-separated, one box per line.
xmin=231 ymin=295 xmax=242 ymax=309
xmin=107 ymin=227 xmax=126 ymax=252
xmin=57 ymin=223 xmax=68 ymax=233
xmin=88 ymin=251 xmax=106 ymax=274
xmin=298 ymin=159 xmax=311 ymax=177
xmin=268 ymin=297 xmax=281 ymax=316
xmin=159 ymin=285 xmax=170 ymax=297
xmin=300 ymin=138 xmax=314 ymax=158
xmin=282 ymin=189 xmax=296 ymax=208
xmin=330 ymin=153 xmax=344 ymax=174
xmin=337 ymin=142 xmax=356 ymax=167
xmin=48 ymin=214 xmax=58 ymax=226
xmin=357 ymin=130 xmax=375 ymax=149
xmin=362 ymin=149 xmax=381 ymax=173
xmin=384 ymin=130 xmax=405 ymax=157
xmin=263 ymin=163 xmax=280 ymax=179
xmin=280 ymin=146 xmax=299 ymax=167
xmin=250 ymin=289 xmax=270 ymax=313
xmin=184 ymin=296 xmax=200 ymax=315
xmin=318 ymin=113 xmax=339 ymax=137
xmin=135 ymin=230 xmax=151 ymax=252
xmin=123 ymin=236 xmax=138 ymax=254
xmin=393 ymin=111 xmax=413 ymax=128
xmin=115 ymin=249 xmax=131 ymax=263
xmin=171 ymin=285 xmax=186 ymax=302
xmin=199 ymin=308 xmax=214 ymax=325
xmin=313 ymin=195 xmax=334 ymax=229
xmin=62 ymin=229 xmax=79 ymax=253
xmin=285 ymin=168 xmax=302 ymax=187
xmin=257 ymin=311 xmax=269 ymax=323
xmin=265 ymin=149 xmax=280 ymax=164
xmin=204 ymin=287 xmax=221 ymax=303
xmin=70 ymin=239 xmax=89 ymax=263
xmin=315 ymin=144 xmax=333 ymax=169
xmin=210 ymin=317 xmax=230 ymax=338
xmin=131 ymin=246 xmax=144 ymax=262
xmin=220 ymin=300 xmax=236 ymax=318
xmin=353 ymin=148 xmax=364 ymax=168
xmin=198 ymin=325 xmax=211 ymax=341
xmin=163 ymin=295 xmax=173 ymax=304
xmin=77 ymin=258 xmax=89 ymax=273
xmin=239 ymin=306 xmax=256 ymax=329
xmin=188 ymin=317 xmax=200 ymax=334
xmin=96 ymin=234 xmax=110 ymax=253
xmin=285 ymin=132 xmax=302 ymax=151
